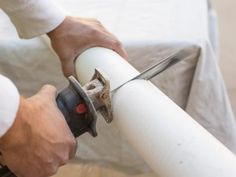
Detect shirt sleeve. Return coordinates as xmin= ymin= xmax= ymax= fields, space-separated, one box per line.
xmin=0 ymin=75 xmax=20 ymax=137
xmin=0 ymin=0 xmax=66 ymax=39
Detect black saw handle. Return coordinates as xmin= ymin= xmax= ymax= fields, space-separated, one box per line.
xmin=56 ymin=76 xmax=97 ymax=138
xmin=0 ymin=166 xmax=13 ymax=177
xmin=0 ymin=76 xmax=98 ymax=177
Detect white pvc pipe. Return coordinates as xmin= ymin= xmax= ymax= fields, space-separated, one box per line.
xmin=75 ymin=47 xmax=236 ymax=177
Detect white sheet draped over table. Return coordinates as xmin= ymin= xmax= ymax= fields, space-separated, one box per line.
xmin=0 ymin=0 xmax=235 ymax=174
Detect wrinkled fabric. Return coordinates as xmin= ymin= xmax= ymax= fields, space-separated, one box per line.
xmin=0 ymin=0 xmax=235 ymax=174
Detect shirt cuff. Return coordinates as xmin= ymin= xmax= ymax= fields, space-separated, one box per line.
xmin=0 ymin=75 xmax=20 ymax=137
xmin=0 ymin=0 xmax=66 ymax=39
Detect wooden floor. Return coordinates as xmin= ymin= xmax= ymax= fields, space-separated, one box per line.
xmin=53 ymin=163 xmax=156 ymax=177
xmin=212 ymin=0 xmax=236 ymax=115
xmin=55 ymin=1 xmax=236 ymax=177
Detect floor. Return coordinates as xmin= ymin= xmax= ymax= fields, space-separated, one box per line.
xmin=54 ymin=1 xmax=236 ymax=176
xmin=212 ymin=0 xmax=236 ymax=115
xmin=53 ymin=164 xmax=155 ymax=177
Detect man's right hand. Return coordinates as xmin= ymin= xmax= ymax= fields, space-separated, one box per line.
xmin=0 ymin=85 xmax=76 ymax=177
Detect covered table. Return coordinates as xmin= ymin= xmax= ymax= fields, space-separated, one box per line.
xmin=0 ymin=0 xmax=236 ymax=174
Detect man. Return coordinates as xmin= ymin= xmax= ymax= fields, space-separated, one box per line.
xmin=0 ymin=0 xmax=127 ymax=177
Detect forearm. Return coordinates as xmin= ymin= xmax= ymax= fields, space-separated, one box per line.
xmin=0 ymin=75 xmax=19 ymax=137
xmin=0 ymin=0 xmax=66 ymax=39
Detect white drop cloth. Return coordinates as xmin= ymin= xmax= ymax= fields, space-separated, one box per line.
xmin=0 ymin=0 xmax=235 ymax=174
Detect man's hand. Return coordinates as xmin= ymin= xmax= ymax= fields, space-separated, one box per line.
xmin=47 ymin=16 xmax=128 ymax=76
xmin=0 ymin=85 xmax=76 ymax=177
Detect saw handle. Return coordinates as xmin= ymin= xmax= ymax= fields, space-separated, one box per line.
xmin=0 ymin=76 xmax=98 ymax=177
xmin=0 ymin=166 xmax=15 ymax=177
xmin=56 ymin=85 xmax=96 ymax=137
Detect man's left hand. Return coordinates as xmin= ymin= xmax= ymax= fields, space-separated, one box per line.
xmin=47 ymin=16 xmax=128 ymax=76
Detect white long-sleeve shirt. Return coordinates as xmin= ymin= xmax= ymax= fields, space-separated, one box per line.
xmin=0 ymin=0 xmax=66 ymax=137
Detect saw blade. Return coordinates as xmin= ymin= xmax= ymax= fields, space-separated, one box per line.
xmin=111 ymin=46 xmax=199 ymax=93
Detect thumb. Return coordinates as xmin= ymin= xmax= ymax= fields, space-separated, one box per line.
xmin=37 ymin=85 xmax=57 ymax=100
xmin=61 ymin=59 xmax=76 ymax=77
